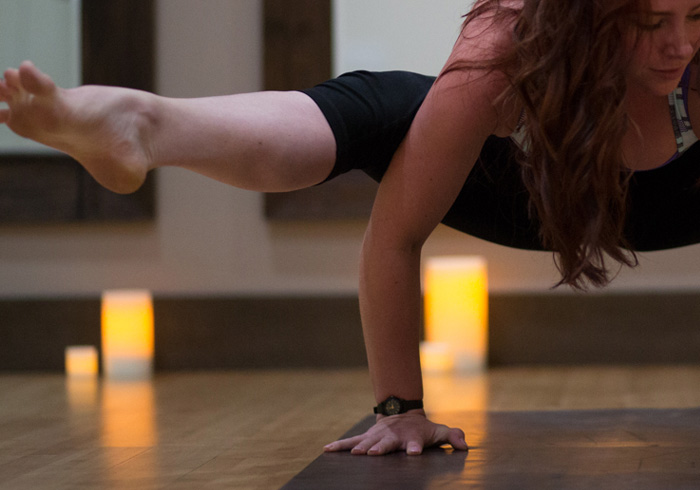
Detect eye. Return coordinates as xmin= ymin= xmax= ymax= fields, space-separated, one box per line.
xmin=638 ymin=17 xmax=664 ymax=31
xmin=689 ymin=13 xmax=700 ymax=22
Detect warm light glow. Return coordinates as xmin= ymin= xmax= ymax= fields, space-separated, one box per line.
xmin=101 ymin=380 xmax=157 ymax=447
xmin=101 ymin=290 xmax=154 ymax=380
xmin=67 ymin=377 xmax=99 ymax=415
xmin=420 ymin=341 xmax=455 ymax=374
xmin=424 ymin=256 xmax=488 ymax=372
xmin=65 ymin=345 xmax=99 ymax=378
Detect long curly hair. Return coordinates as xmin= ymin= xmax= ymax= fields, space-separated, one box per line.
xmin=449 ymin=0 xmax=652 ymax=289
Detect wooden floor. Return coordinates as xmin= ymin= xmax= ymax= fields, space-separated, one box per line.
xmin=1 ymin=366 xmax=700 ymax=489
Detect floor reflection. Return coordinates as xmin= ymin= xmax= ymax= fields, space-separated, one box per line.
xmin=100 ymin=380 xmax=157 ymax=447
xmin=424 ymin=371 xmax=489 ymax=449
xmin=66 ymin=377 xmax=100 ymax=415
xmin=423 ymin=371 xmax=489 ymax=412
xmin=66 ymin=377 xmax=158 ymax=446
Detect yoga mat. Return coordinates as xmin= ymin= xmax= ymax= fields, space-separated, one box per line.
xmin=282 ymin=408 xmax=700 ymax=489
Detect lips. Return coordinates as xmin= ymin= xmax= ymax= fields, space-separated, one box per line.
xmin=651 ymin=67 xmax=686 ymax=79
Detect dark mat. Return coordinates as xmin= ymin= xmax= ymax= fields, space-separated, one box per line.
xmin=281 ymin=408 xmax=700 ymax=489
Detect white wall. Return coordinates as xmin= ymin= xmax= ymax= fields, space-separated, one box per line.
xmin=0 ymin=0 xmax=698 ymax=299
xmin=333 ymin=0 xmax=467 ymax=76
xmin=0 ymin=0 xmax=81 ymax=153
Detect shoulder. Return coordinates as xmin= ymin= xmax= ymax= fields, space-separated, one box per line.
xmin=434 ymin=2 xmax=522 ymax=136
xmin=448 ymin=0 xmax=521 ymax=66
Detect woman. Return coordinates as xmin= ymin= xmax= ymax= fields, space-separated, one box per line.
xmin=1 ymin=0 xmax=699 ymax=456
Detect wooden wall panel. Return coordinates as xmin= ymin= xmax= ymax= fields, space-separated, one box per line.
xmin=1 ymin=292 xmax=699 ymax=371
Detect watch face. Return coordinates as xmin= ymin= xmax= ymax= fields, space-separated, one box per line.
xmin=385 ymin=398 xmax=402 ymax=415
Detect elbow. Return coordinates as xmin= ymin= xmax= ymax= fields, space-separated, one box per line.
xmin=361 ymin=221 xmax=427 ymax=262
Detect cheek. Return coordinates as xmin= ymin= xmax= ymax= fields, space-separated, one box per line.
xmin=627 ymin=43 xmax=652 ymax=74
xmin=632 ymin=33 xmax=656 ymax=63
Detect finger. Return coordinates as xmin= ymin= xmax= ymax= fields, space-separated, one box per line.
xmin=324 ymin=435 xmax=366 ymax=453
xmin=366 ymin=437 xmax=401 ymax=456
xmin=19 ymin=61 xmax=55 ymax=96
xmin=406 ymin=440 xmax=424 ymax=456
xmin=351 ymin=440 xmax=378 ymax=455
xmin=447 ymin=427 xmax=469 ymax=451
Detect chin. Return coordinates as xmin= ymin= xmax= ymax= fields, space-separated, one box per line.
xmin=637 ymin=79 xmax=680 ymax=97
xmin=628 ymin=69 xmax=684 ymax=97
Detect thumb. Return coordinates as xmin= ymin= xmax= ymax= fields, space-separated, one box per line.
xmin=447 ymin=428 xmax=468 ymax=451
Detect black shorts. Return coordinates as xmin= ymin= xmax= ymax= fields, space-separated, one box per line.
xmin=302 ymin=70 xmax=700 ymax=252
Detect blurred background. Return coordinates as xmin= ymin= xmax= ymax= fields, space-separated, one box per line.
xmin=1 ymin=0 xmax=698 ymax=372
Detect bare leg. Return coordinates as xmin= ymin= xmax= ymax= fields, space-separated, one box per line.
xmin=0 ymin=62 xmax=336 ymax=194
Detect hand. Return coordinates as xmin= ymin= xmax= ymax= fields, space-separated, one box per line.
xmin=323 ymin=411 xmax=468 ymax=456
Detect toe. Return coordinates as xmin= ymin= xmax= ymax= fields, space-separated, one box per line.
xmin=3 ymin=69 xmax=21 ymax=90
xmin=19 ymin=62 xmax=55 ymax=96
xmin=0 ymin=80 xmax=11 ymax=101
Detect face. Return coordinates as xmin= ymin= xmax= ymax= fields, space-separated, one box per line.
xmin=627 ymin=0 xmax=700 ymax=96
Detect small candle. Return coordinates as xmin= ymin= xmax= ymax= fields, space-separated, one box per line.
xmin=65 ymin=345 xmax=99 ymax=378
xmin=101 ymin=290 xmax=154 ymax=380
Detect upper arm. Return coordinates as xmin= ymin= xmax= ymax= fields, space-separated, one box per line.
xmin=365 ymin=56 xmax=513 ymax=252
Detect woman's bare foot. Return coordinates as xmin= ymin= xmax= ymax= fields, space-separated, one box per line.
xmin=0 ymin=61 xmax=154 ymax=194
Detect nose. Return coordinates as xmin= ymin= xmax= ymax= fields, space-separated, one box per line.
xmin=663 ymin=25 xmax=695 ymax=59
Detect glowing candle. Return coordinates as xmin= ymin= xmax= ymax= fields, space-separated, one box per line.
xmin=423 ymin=256 xmax=488 ymax=372
xmin=65 ymin=345 xmax=99 ymax=378
xmin=101 ymin=290 xmax=154 ymax=380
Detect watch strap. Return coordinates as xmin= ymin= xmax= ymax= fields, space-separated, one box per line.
xmin=373 ymin=396 xmax=424 ymax=415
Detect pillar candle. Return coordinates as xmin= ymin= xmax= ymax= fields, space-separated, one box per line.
xmin=423 ymin=256 xmax=488 ymax=372
xmin=101 ymin=290 xmax=154 ymax=380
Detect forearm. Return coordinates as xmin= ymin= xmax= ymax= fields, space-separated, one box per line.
xmin=359 ymin=235 xmax=424 ymax=404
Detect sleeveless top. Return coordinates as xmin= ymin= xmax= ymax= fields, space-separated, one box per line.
xmin=666 ymin=65 xmax=699 ymax=165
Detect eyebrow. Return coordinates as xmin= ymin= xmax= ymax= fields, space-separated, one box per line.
xmin=648 ymin=3 xmax=700 ymax=15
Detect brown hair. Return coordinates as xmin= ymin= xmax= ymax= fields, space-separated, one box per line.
xmin=447 ymin=0 xmax=649 ymax=289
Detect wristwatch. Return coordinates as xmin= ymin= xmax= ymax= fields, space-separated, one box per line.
xmin=373 ymin=396 xmax=424 ymax=416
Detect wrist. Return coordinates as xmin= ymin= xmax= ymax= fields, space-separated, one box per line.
xmin=376 ymin=407 xmax=425 ymax=419
xmin=373 ymin=396 xmax=424 ymax=416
